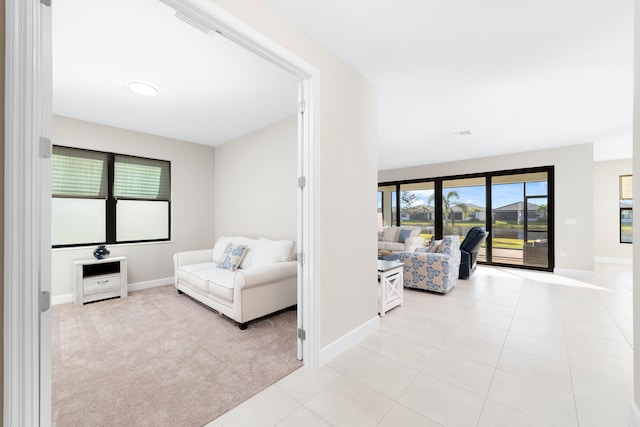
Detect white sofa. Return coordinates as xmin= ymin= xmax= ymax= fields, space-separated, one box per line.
xmin=378 ymin=227 xmax=425 ymax=252
xmin=174 ymin=236 xmax=297 ymax=329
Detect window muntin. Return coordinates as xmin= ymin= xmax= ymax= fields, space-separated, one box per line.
xmin=52 ymin=146 xmax=171 ymax=247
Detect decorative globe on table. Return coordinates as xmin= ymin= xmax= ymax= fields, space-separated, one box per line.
xmin=93 ymin=245 xmax=110 ymax=260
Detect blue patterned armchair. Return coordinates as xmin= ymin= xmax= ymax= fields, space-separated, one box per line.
xmin=396 ymin=235 xmax=461 ymax=294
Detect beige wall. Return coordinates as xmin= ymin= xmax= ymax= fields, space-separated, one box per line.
xmin=209 ymin=0 xmax=379 ymax=347
xmin=50 ymin=116 xmax=216 ymax=297
xmin=379 ymin=143 xmax=595 ymax=273
xmin=594 ymin=159 xmax=633 ymax=262
xmin=214 ymin=115 xmax=297 ymax=241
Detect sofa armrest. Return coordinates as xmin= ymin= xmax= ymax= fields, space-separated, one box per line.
xmin=404 ymin=236 xmax=425 ymax=252
xmin=234 ymin=261 xmax=297 ymax=290
xmin=173 ymin=249 xmax=214 ymax=268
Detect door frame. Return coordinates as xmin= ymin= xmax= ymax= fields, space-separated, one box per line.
xmin=4 ymin=0 xmax=321 ymax=424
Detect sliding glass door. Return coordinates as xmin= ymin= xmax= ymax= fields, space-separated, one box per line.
xmin=490 ymin=171 xmax=550 ymax=268
xmin=442 ymin=177 xmax=487 ymax=262
xmin=378 ymin=166 xmax=553 ymax=271
xmin=399 ymin=182 xmax=435 ymax=241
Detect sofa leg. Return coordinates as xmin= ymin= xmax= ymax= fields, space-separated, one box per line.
xmin=239 ymin=322 xmax=248 ymax=330
xmin=177 ymin=289 xmax=183 ymax=294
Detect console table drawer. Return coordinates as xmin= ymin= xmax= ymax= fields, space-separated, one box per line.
xmin=83 ymin=274 xmax=121 ymax=296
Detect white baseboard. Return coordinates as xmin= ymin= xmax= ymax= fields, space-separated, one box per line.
xmin=630 ymin=400 xmax=640 ymax=427
xmin=128 ymin=277 xmax=174 ymax=292
xmin=52 ymin=277 xmax=174 ymax=306
xmin=595 ymin=256 xmax=633 ymax=265
xmin=553 ymin=268 xmax=596 ymax=280
xmin=52 ymin=294 xmax=73 ymax=305
xmin=319 ymin=316 xmax=380 ymax=366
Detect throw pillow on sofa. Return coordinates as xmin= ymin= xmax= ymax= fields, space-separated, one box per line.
xmin=212 ymin=236 xmax=234 ymax=262
xmin=252 ymin=237 xmax=295 ymax=267
xmin=398 ymin=228 xmax=413 ymax=243
xmin=217 ymin=243 xmax=248 ymax=271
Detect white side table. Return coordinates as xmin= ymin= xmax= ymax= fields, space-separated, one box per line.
xmin=73 ymin=256 xmax=128 ymax=306
xmin=377 ymin=260 xmax=404 ymax=316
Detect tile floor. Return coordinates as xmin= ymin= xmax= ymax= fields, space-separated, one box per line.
xmin=208 ymin=263 xmax=634 ymax=426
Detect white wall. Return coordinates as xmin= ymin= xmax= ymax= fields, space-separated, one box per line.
xmin=593 ymin=159 xmax=633 ymax=263
xmin=51 ymin=116 xmax=216 ymax=298
xmin=210 ymin=0 xmax=379 ymax=349
xmin=214 ymin=115 xmax=297 ymax=241
xmin=632 ymin=0 xmax=640 ymax=418
xmin=379 ymin=143 xmax=595 ymax=274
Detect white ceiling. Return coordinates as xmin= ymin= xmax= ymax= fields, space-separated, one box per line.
xmin=54 ymin=0 xmax=634 ymax=171
xmin=265 ymin=0 xmax=634 ymax=170
xmin=52 ymin=0 xmax=299 ymax=146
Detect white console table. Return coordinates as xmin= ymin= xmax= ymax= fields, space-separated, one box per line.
xmin=73 ymin=256 xmax=128 ymax=306
xmin=377 ymin=260 xmax=404 ymax=316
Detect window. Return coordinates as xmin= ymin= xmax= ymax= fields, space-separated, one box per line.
xmin=620 ymin=175 xmax=632 ymax=244
xmin=379 ymin=166 xmax=554 ymax=271
xmin=399 ymin=182 xmax=435 ymax=241
xmin=52 ymin=146 xmax=171 ymax=247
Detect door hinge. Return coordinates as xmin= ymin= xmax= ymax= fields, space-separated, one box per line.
xmin=39 ymin=137 xmax=52 ymax=159
xmin=297 ymin=328 xmax=306 ymax=341
xmin=297 ymin=252 xmax=305 ymax=265
xmin=298 ymin=100 xmax=306 ymax=114
xmin=40 ymin=0 xmax=51 ymax=6
xmin=298 ymin=176 xmax=306 ymax=189
xmin=40 ymin=291 xmax=51 ymax=313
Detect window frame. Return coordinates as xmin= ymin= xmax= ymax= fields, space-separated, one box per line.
xmin=52 ymin=145 xmax=172 ymax=248
xmin=378 ymin=165 xmax=554 ymax=272
xmin=620 ymin=207 xmax=633 ymax=244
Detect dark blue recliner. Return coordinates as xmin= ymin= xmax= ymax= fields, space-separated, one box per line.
xmin=459 ymin=226 xmax=489 ymax=279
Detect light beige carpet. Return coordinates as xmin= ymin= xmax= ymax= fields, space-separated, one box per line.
xmin=52 ymin=285 xmax=302 ymax=426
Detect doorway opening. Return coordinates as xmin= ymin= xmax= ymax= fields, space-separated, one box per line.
xmin=4 ymin=0 xmax=320 ymax=424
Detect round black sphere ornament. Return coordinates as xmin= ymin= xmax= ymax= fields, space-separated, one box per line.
xmin=93 ymin=245 xmax=110 ymax=260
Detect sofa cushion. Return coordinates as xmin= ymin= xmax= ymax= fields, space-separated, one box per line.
xmin=383 ymin=227 xmax=398 ymax=242
xmin=398 ymin=228 xmax=413 ymax=243
xmin=239 ymin=238 xmax=258 ymax=269
xmin=176 ymin=262 xmax=218 ymax=283
xmin=385 ymin=242 xmax=405 ymax=251
xmin=191 ymin=268 xmax=235 ymax=302
xmin=252 ymin=238 xmax=295 ymax=267
xmin=217 ymin=243 xmax=248 ymax=271
xmin=411 ymin=228 xmax=421 ymax=237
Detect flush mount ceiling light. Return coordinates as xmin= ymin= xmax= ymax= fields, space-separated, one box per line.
xmin=127 ymin=81 xmax=159 ymax=97
xmin=454 ymin=130 xmax=473 ymax=137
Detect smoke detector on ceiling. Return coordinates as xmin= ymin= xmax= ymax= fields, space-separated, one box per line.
xmin=454 ymin=130 xmax=473 ymax=137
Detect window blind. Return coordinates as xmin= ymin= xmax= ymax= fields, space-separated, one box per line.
xmin=52 ymin=146 xmax=108 ymax=198
xmin=620 ymin=175 xmax=632 ymax=200
xmin=113 ymin=155 xmax=171 ymax=200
